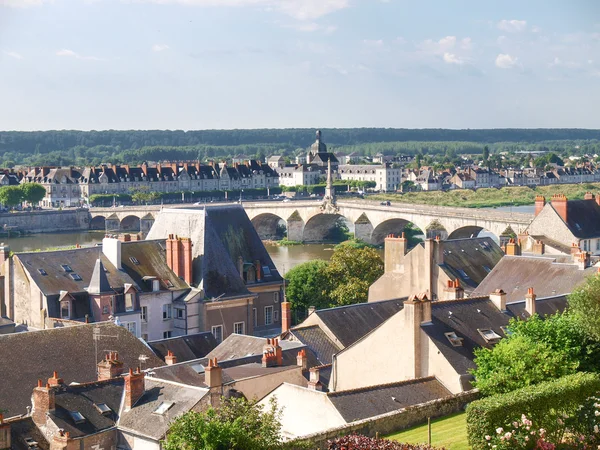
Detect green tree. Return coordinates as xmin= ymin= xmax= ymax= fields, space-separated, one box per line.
xmin=285 ymin=260 xmax=331 ymax=316
xmin=131 ymin=186 xmax=160 ymax=205
xmin=415 ymin=153 xmax=422 ymax=170
xmin=568 ymin=274 xmax=600 ymax=341
xmin=482 ymin=145 xmax=489 ymax=163
xmin=0 ymin=186 xmax=23 ymax=207
xmin=19 ymin=183 xmax=46 ymax=205
xmin=471 ymin=334 xmax=577 ymax=396
xmin=163 ymin=397 xmax=285 ymax=450
xmin=325 ymin=245 xmax=383 ymax=306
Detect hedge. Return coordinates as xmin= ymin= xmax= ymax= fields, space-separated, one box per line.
xmin=466 ymin=372 xmax=600 ymax=449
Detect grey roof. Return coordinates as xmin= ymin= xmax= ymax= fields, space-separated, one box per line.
xmin=439 ymin=237 xmax=504 ymax=292
xmin=88 ymin=259 xmax=112 ymax=295
xmin=148 ymin=332 xmax=218 ymax=363
xmin=206 ymin=333 xmax=303 ymax=362
xmin=471 ymin=255 xmax=595 ymax=302
xmin=118 ymin=378 xmax=208 ymax=440
xmin=9 ymin=417 xmax=50 ymax=450
xmin=0 ymin=322 xmax=163 ymax=418
xmin=561 ymin=199 xmax=600 ymax=238
xmin=290 ymin=326 xmax=341 ymax=365
xmin=328 ymin=377 xmax=451 ymax=423
xmin=311 ymin=299 xmax=404 ymax=348
xmin=529 ymin=235 xmax=572 ymax=255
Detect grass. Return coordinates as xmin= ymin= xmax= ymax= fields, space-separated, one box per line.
xmin=370 ymin=182 xmax=600 ymax=209
xmin=386 ymin=412 xmax=469 ymax=450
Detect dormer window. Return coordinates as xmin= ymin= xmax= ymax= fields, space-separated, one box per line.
xmin=478 ymin=328 xmax=502 ymax=344
xmin=69 ymin=411 xmax=85 ymax=424
xmin=70 ymin=273 xmax=83 ymax=281
xmin=445 ymin=331 xmax=463 ymax=347
xmin=38 ymin=268 xmax=47 ymax=276
xmin=61 ymin=264 xmax=73 ymax=272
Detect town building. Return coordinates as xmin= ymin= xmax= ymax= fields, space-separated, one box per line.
xmin=337 ymin=163 xmax=401 ymax=192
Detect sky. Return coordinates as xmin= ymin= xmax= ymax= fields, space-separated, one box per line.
xmin=0 ymin=0 xmax=599 ymax=131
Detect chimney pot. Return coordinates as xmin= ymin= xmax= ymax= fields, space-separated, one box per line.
xmin=525 ymin=287 xmax=536 ymax=316
xmin=534 ymin=195 xmax=546 ymax=216
xmin=205 ymin=358 xmax=222 ymax=388
xmin=281 ymin=301 xmax=291 ymax=333
xmin=124 ymin=369 xmax=145 ymax=411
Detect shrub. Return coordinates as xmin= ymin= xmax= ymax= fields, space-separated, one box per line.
xmin=327 ymin=434 xmax=444 ymax=450
xmin=466 ymin=372 xmax=600 ymax=450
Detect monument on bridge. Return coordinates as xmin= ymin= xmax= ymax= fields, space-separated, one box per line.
xmin=321 ymin=157 xmax=338 ymax=214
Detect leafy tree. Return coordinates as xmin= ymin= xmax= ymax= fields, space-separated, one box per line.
xmin=482 ymin=145 xmax=489 ymax=163
xmin=131 ymin=186 xmax=160 ymax=205
xmin=19 ymin=183 xmax=46 ymax=205
xmin=285 ymin=260 xmax=331 ymax=316
xmin=568 ymin=274 xmax=600 ymax=341
xmin=471 ymin=334 xmax=577 ymax=396
xmin=415 ymin=153 xmax=422 ymax=170
xmin=163 ymin=397 xmax=285 ymax=450
xmin=0 ymin=186 xmax=23 ymax=207
xmin=325 ymin=245 xmax=383 ymax=306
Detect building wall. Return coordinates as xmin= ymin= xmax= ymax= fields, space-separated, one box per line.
xmin=139 ymin=290 xmax=178 ymax=341
xmin=204 ymin=296 xmax=255 ymax=342
xmin=11 ymin=259 xmax=46 ymax=329
xmin=249 ymin=284 xmax=283 ymax=330
xmin=0 ymin=210 xmax=89 ymax=233
xmin=118 ymin=430 xmax=160 ymax=450
xmin=231 ymin=366 xmax=307 ymax=401
xmin=527 ymin=204 xmax=577 ymax=251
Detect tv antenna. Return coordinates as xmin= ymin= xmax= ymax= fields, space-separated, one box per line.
xmin=138 ymin=354 xmax=150 ymax=372
xmin=93 ymin=326 xmax=119 ymax=375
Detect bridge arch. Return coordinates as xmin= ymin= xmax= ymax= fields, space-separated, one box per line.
xmin=447 ymin=225 xmax=499 ymax=243
xmin=370 ymin=218 xmax=425 ymax=246
xmin=303 ymin=213 xmax=350 ymax=243
xmin=90 ymin=215 xmax=106 ymax=231
xmin=251 ymin=213 xmax=287 ymax=240
xmin=120 ymin=215 xmax=141 ymax=232
xmin=425 ymin=220 xmax=448 ymax=240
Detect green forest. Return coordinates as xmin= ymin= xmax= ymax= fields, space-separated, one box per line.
xmin=0 ymin=128 xmax=599 ymax=167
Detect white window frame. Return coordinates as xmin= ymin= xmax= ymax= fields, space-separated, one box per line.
xmin=125 ymin=321 xmax=137 ymax=336
xmin=265 ymin=306 xmax=273 ymax=326
xmin=141 ymin=306 xmax=148 ymax=323
xmin=233 ymin=321 xmax=245 ymax=335
xmin=212 ymin=325 xmax=223 ymax=343
xmin=176 ymin=308 xmax=184 ymax=319
xmin=125 ymin=293 xmax=135 ymax=312
xmin=162 ymin=304 xmax=172 ymax=320
xmin=273 ymin=292 xmax=280 ymax=303
xmin=60 ymin=300 xmax=71 ymax=319
xmin=163 ymin=330 xmax=172 ymax=339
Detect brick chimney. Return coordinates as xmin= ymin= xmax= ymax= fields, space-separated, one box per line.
xmin=97 ymin=351 xmax=124 ymax=381
xmin=0 ymin=413 xmax=11 ymax=450
xmin=534 ymin=195 xmax=546 ymax=216
xmin=490 ymin=289 xmax=507 ymax=312
xmin=308 ymin=367 xmax=323 ymax=391
xmin=262 ymin=338 xmax=282 ymax=367
xmin=51 ymin=429 xmax=72 ymax=450
xmin=165 ymin=350 xmax=177 ymax=365
xmin=585 ymin=192 xmax=594 ymax=200
xmin=403 ymin=293 xmax=431 ymax=379
xmin=296 ymin=349 xmax=307 ymax=370
xmin=576 ymin=251 xmax=590 ymax=270
xmin=532 ymin=240 xmax=545 ymax=255
xmin=205 ymin=358 xmax=222 ymax=388
xmin=165 ymin=235 xmax=193 ymax=285
xmin=181 ymin=237 xmax=193 ymax=285
xmin=551 ymin=194 xmax=568 ymax=222
xmin=32 ymin=379 xmax=55 ymax=426
xmin=48 ymin=371 xmax=63 ymax=387
xmin=124 ymin=368 xmax=145 ymax=411
xmin=281 ymin=301 xmax=291 ymax=333
xmin=571 ymin=242 xmax=580 ymax=257
xmin=255 ymin=260 xmax=262 ymax=282
xmin=443 ymin=279 xmax=464 ymax=301
xmin=525 ymin=287 xmax=536 ymax=316
xmin=384 ymin=233 xmax=407 ymax=273
xmin=118 ymin=234 xmax=131 ymax=242
xmin=505 ymin=238 xmax=521 ymax=256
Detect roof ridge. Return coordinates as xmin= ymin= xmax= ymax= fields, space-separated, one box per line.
xmin=432 ymin=296 xmax=491 ymax=307
xmin=314 ymin=298 xmax=405 ymax=314
xmin=327 ymin=376 xmax=436 ymax=397
xmin=64 ymin=377 xmax=125 ymax=390
xmin=0 ymin=320 xmax=114 ymax=339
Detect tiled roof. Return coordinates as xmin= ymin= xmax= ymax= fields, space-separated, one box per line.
xmin=290 ymin=326 xmax=341 ymax=365
xmin=9 ymin=417 xmax=50 ymax=450
xmin=206 ymin=334 xmax=304 ymax=361
xmin=149 ymin=332 xmax=218 ymax=363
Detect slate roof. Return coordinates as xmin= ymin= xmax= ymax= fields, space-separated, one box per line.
xmin=310 ymin=299 xmax=404 ymax=348
xmin=9 ymin=417 xmax=50 ymax=450
xmin=559 ymin=199 xmax=600 ymax=238
xmin=328 ymin=377 xmax=451 ymax=423
xmin=471 ymin=255 xmax=595 ymax=303
xmin=289 ymin=326 xmax=341 ymax=365
xmin=206 ymin=333 xmax=307 ymax=362
xmin=50 ymin=379 xmax=123 ymax=438
xmin=439 ymin=237 xmax=504 ymax=291
xmin=0 ymin=322 xmax=163 ymax=418
xmin=148 ymin=332 xmax=218 ymax=363
xmin=88 ymin=259 xmax=112 ymax=295
xmin=118 ymin=378 xmax=208 ymax=440
xmin=529 ymin=235 xmax=572 ymax=255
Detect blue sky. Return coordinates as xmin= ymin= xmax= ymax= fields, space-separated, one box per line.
xmin=1 ymin=0 xmax=599 ymax=130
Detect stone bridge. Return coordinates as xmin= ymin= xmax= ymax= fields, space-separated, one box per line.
xmin=89 ymin=200 xmax=533 ymax=245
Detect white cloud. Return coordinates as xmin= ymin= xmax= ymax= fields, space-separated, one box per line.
xmin=460 ymin=37 xmax=472 ymax=50
xmin=531 ymin=25 xmax=541 ymax=33
xmin=152 ymin=44 xmax=170 ymax=52
xmin=363 ymin=39 xmax=384 ymax=47
xmin=418 ymin=35 xmax=458 ymax=54
xmin=443 ymin=52 xmax=465 ymax=65
xmin=495 ymin=53 xmax=519 ymax=69
xmin=56 ymin=48 xmax=102 ymax=61
xmin=497 ymin=19 xmax=527 ymax=33
xmin=550 ymin=57 xmax=580 ymax=69
xmin=1 ymin=0 xmax=52 ymax=7
xmin=3 ymin=50 xmax=23 ymax=59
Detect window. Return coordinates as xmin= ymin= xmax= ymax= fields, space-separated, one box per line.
xmin=102 ymin=304 xmax=109 ymax=315
xmin=129 ymin=256 xmax=140 ymax=265
xmin=262 ymin=266 xmax=271 ymax=277
xmin=163 ymin=331 xmax=172 ymax=339
xmin=125 ymin=322 xmax=136 ymax=335
xmin=125 ymin=293 xmax=135 ymax=312
xmin=234 ymin=322 xmax=245 ymax=335
xmin=38 ymin=268 xmax=47 ymax=276
xmin=162 ymin=304 xmax=172 ymax=320
xmin=478 ymin=328 xmax=502 ymax=343
xmin=253 ymin=308 xmax=257 ymax=327
xmin=176 ymin=308 xmax=184 ymax=319
xmin=273 ymin=292 xmax=280 ymax=303
xmin=69 ymin=411 xmax=86 ymax=424
xmin=212 ymin=325 xmax=223 ymax=343
xmin=265 ymin=306 xmax=273 ymax=325
xmin=456 ymin=269 xmax=470 ymax=280
xmin=94 ymin=403 xmax=112 ymax=415
xmin=70 ymin=273 xmax=83 ymax=281
xmin=60 ymin=300 xmax=70 ymax=319
xmin=153 ymin=401 xmax=174 ymax=415
xmin=274 ymin=309 xmax=279 ymax=322
xmin=444 ymin=332 xmax=463 ymax=347
xmin=483 ymin=266 xmax=491 ymax=273
xmin=141 ymin=306 xmax=147 ymax=322
xmin=61 ymin=264 xmax=73 ymax=272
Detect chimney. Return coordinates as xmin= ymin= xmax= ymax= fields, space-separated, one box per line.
xmin=296 ymin=349 xmax=307 ymax=370
xmin=505 ymin=238 xmax=521 ymax=256
xmin=532 ymin=240 xmax=545 ymax=255
xmin=181 ymin=237 xmax=193 ymax=285
xmin=32 ymin=380 xmax=55 ymax=426
xmin=571 ymin=242 xmax=580 ymax=257
xmin=525 ymin=287 xmax=536 ymax=316
xmin=118 ymin=234 xmax=131 ymax=242
xmin=262 ymin=338 xmax=282 ymax=367
xmin=490 ymin=289 xmax=507 ymax=312
xmin=384 ymin=233 xmax=407 ymax=273
xmin=165 ymin=350 xmax=178 ymax=365
xmin=97 ymin=351 xmax=124 ymax=381
xmin=102 ymin=237 xmax=122 ymax=270
xmin=166 ymin=235 xmax=173 ymax=269
xmin=124 ymin=368 xmax=145 ymax=411
xmin=205 ymin=358 xmax=222 ymax=388
xmin=307 ymin=367 xmax=323 ymax=391
xmin=48 ymin=371 xmax=63 ymax=386
xmin=255 ymin=260 xmax=262 ymax=282
xmin=141 ymin=162 xmax=148 ymax=177
xmin=172 ymin=236 xmax=181 ymax=276
xmin=433 ymin=235 xmax=444 ymax=265
xmin=281 ymin=301 xmax=292 ymax=333
xmin=534 ymin=195 xmax=546 ymax=216
xmin=51 ymin=430 xmax=71 ymax=450
xmin=585 ymin=192 xmax=594 ymax=201
xmin=444 ymin=279 xmax=464 ymax=301
xmin=403 ymin=293 xmax=431 ymax=379
xmin=0 ymin=244 xmax=9 ymax=266
xmin=171 ymin=163 xmax=179 ymax=177
xmin=237 ymin=256 xmax=244 ymax=279
xmin=551 ymin=194 xmax=568 ymax=222
xmin=124 ymin=164 xmax=130 ymax=175
xmin=577 ymin=251 xmax=590 ymax=270
xmin=0 ymin=413 xmax=11 ymax=450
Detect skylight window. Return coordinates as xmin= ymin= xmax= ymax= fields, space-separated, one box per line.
xmin=456 ymin=269 xmax=470 ymax=280
xmin=61 ymin=264 xmax=73 ymax=272
xmin=69 ymin=411 xmax=86 ymax=424
xmin=153 ymin=401 xmax=174 ymax=415
xmin=95 ymin=403 xmax=112 ymax=415
xmin=483 ymin=266 xmax=491 ymax=273
xmin=70 ymin=273 xmax=83 ymax=281
xmin=262 ymin=266 xmax=271 ymax=276
xmin=164 ymin=279 xmax=174 ymax=288
xmin=130 ymin=257 xmax=140 ymax=265
xmin=444 ymin=332 xmax=463 ymax=347
xmin=38 ymin=269 xmax=47 ymax=276
xmin=478 ymin=328 xmax=502 ymax=343
xmin=500 ymin=326 xmax=512 ymax=336
xmin=191 ymin=363 xmax=205 ymax=374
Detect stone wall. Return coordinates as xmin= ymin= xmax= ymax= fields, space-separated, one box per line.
xmin=291 ymin=390 xmax=480 ymax=449
xmin=0 ymin=209 xmax=89 ymax=233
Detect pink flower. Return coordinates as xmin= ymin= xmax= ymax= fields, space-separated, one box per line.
xmin=485 ymin=435 xmax=491 ymax=441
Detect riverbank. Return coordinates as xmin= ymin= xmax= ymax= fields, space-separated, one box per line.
xmin=370 ymin=183 xmax=600 ymax=208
